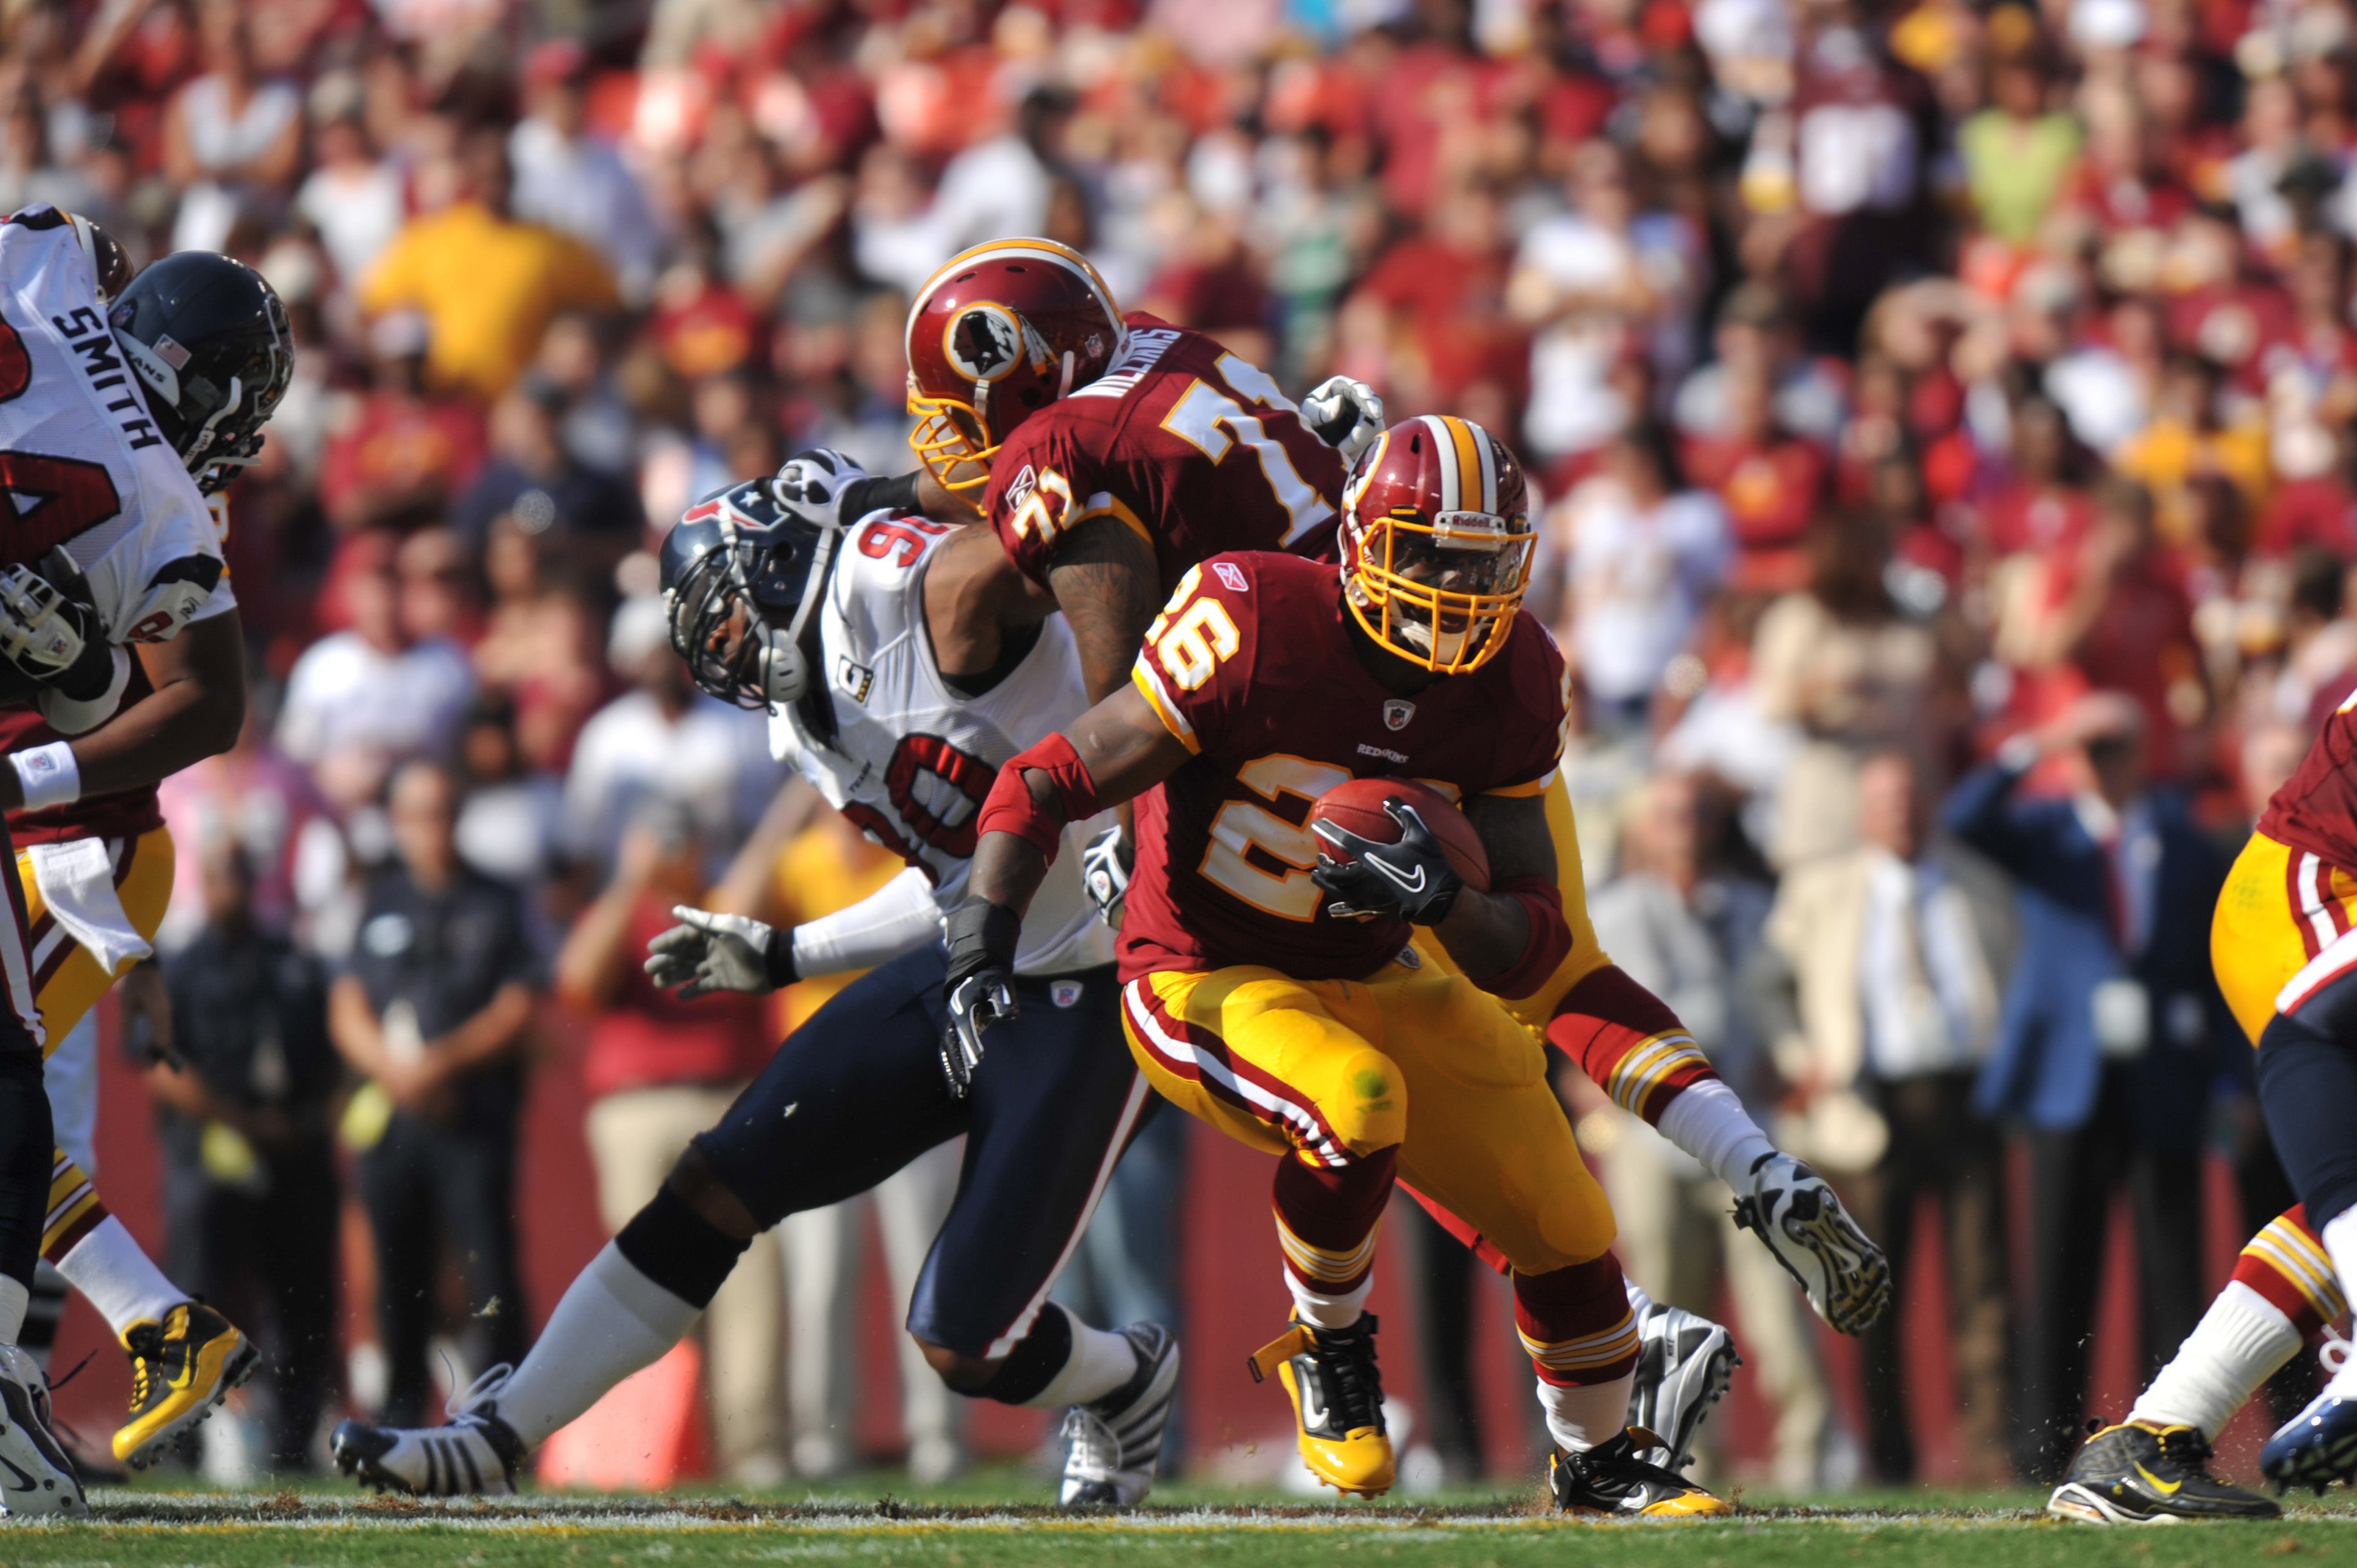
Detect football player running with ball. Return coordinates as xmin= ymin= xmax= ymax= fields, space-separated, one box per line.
xmin=944 ymin=417 xmax=1728 ymax=1515
xmin=0 ymin=207 xmax=288 ymax=1516
xmin=888 ymin=237 xmax=1895 ymax=1466
xmin=333 ymin=467 xmax=1176 ymax=1507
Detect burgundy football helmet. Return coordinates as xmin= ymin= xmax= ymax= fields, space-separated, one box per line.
xmin=903 ymin=238 xmax=1125 ymax=499
xmin=1339 ymin=415 xmax=1535 ymax=673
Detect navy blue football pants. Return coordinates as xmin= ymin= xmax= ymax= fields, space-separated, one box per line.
xmin=692 ymin=945 xmax=1149 ymax=1359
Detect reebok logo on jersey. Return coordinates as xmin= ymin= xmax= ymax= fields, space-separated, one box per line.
xmin=1005 ymin=465 xmax=1036 ymax=510
xmin=1213 ymin=561 xmax=1248 ymax=594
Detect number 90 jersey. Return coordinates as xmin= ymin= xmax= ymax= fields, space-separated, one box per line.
xmin=984 ymin=313 xmax=1347 ymax=591
xmin=0 ymin=210 xmax=233 ymax=648
xmin=1120 ymin=552 xmax=1568 ymax=985
xmin=768 ymin=511 xmax=1115 ymax=977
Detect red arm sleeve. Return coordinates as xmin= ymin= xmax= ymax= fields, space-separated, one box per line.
xmin=974 ymin=734 xmax=1105 ymax=863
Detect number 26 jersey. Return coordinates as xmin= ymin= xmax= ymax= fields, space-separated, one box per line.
xmin=1120 ymin=553 xmax=1568 ymax=986
xmin=768 ymin=509 xmax=1115 ymax=977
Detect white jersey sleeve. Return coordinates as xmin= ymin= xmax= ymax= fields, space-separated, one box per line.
xmin=0 ymin=210 xmax=231 ymax=653
xmin=766 ymin=511 xmax=1115 ymax=976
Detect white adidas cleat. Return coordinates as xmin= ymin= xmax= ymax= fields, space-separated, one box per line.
xmin=330 ymin=1365 xmax=526 ymax=1496
xmin=1059 ymin=1322 xmax=1180 ymax=1508
xmin=0 ymin=1343 xmax=86 ymax=1519
xmin=1733 ymin=1152 xmax=1891 ymax=1335
xmin=1625 ymin=1301 xmax=1740 ymax=1472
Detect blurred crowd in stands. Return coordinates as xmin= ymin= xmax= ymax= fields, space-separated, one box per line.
xmin=23 ymin=0 xmax=2357 ymax=1493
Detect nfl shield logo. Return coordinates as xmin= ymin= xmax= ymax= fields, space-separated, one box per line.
xmin=1383 ymin=699 xmax=1416 ymax=731
xmin=1051 ymin=979 xmax=1084 ymax=1009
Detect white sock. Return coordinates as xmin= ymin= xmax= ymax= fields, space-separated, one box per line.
xmin=494 ymin=1242 xmax=701 ymax=1448
xmin=2127 ymin=1281 xmax=2301 ymax=1440
xmin=1623 ymin=1276 xmax=1655 ymax=1315
xmin=2321 ymin=1205 xmax=2357 ymax=1399
xmin=56 ymin=1216 xmax=184 ymax=1337
xmin=1283 ymin=1265 xmax=1373 ymax=1329
xmin=1023 ymin=1305 xmax=1140 ymax=1408
xmin=1655 ymin=1080 xmax=1777 ymax=1191
xmin=1538 ymin=1371 xmax=1636 ymax=1453
xmin=0 ymin=1275 xmax=24 ymax=1344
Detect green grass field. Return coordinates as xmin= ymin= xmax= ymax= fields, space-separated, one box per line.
xmin=4 ymin=1476 xmax=2355 ymax=1566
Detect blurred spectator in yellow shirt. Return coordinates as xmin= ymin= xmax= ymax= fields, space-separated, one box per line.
xmin=360 ymin=125 xmax=619 ymax=400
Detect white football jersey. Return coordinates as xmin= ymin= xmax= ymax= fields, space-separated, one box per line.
xmin=770 ymin=511 xmax=1115 ymax=977
xmin=0 ymin=210 xmax=234 ymax=652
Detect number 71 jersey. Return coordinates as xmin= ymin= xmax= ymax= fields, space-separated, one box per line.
xmin=768 ymin=509 xmax=1115 ymax=977
xmin=0 ymin=210 xmax=231 ymax=646
xmin=984 ymin=313 xmax=1347 ymax=590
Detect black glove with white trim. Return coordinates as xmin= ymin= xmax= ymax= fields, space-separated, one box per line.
xmin=1310 ymin=802 xmax=1465 ymax=925
xmin=941 ymin=900 xmax=1020 ymax=1099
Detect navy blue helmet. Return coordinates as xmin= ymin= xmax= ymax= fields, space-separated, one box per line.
xmin=659 ymin=477 xmax=842 ymax=709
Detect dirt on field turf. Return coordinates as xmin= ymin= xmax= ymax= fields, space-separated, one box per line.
xmin=0 ymin=1492 xmax=2353 ymax=1568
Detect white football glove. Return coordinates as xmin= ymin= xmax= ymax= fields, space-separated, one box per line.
xmin=771 ymin=449 xmax=873 ymax=530
xmin=0 ymin=563 xmax=92 ymax=686
xmin=1079 ymin=823 xmax=1133 ymax=927
xmin=644 ymin=906 xmax=798 ymax=999
xmin=1731 ymin=1151 xmax=1892 ymax=1335
xmin=1301 ymin=375 xmax=1387 ymax=466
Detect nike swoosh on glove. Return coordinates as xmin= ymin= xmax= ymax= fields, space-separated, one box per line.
xmin=1310 ymin=802 xmax=1464 ymax=925
xmin=771 ymin=449 xmax=872 ymax=529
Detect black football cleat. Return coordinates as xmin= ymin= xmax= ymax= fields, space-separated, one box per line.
xmin=2049 ymin=1421 xmax=2280 ymax=1523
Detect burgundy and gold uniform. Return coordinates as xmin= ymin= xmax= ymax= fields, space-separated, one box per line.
xmin=2218 ymin=693 xmax=2357 ymax=1042
xmin=1116 ymin=550 xmax=1619 ymax=1273
xmin=984 ymin=313 xmax=1345 ymax=592
xmin=1120 ymin=551 xmax=1561 ymax=986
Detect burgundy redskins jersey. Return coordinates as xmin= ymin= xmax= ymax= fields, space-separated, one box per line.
xmin=2260 ymin=689 xmax=2357 ymax=875
xmin=984 ymin=313 xmax=1347 ymax=592
xmin=1120 ymin=551 xmax=1567 ymax=984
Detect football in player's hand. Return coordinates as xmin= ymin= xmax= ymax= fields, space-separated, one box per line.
xmin=1308 ymin=777 xmax=1490 ymax=893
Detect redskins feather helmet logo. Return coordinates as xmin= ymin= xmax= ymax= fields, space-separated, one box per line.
xmin=944 ymin=305 xmax=1026 ymax=382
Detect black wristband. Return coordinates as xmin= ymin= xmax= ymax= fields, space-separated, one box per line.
xmin=839 ymin=470 xmax=925 ymax=523
xmin=763 ymin=925 xmax=800 ymax=990
xmin=944 ymin=900 xmax=1021 ymax=981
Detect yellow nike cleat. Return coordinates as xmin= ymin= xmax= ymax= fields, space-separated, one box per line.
xmin=112 ymin=1301 xmax=259 ymax=1469
xmin=1550 ymin=1428 xmax=1735 ymax=1517
xmin=1247 ymin=1314 xmax=1394 ymax=1498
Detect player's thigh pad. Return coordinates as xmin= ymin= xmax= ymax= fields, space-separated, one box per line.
xmin=18 ymin=826 xmax=175 ymax=1054
xmin=691 ymin=943 xmax=970 ymax=1229
xmin=905 ymin=966 xmax=1150 ymax=1358
xmin=1121 ymin=966 xmax=1405 ymax=1164
xmin=1409 ymin=773 xmax=1612 ymax=1030
xmin=2214 ymin=831 xmax=2354 ymax=1049
xmin=1375 ymin=968 xmax=1615 ymax=1276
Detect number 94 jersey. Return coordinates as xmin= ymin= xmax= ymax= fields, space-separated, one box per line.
xmin=1120 ymin=552 xmax=1567 ymax=986
xmin=0 ymin=209 xmax=232 ymax=646
xmin=984 ymin=313 xmax=1347 ymax=590
xmin=768 ymin=510 xmax=1115 ymax=977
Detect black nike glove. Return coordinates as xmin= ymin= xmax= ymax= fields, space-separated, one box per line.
xmin=1310 ymin=801 xmax=1465 ymax=925
xmin=941 ymin=900 xmax=1020 ymax=1100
